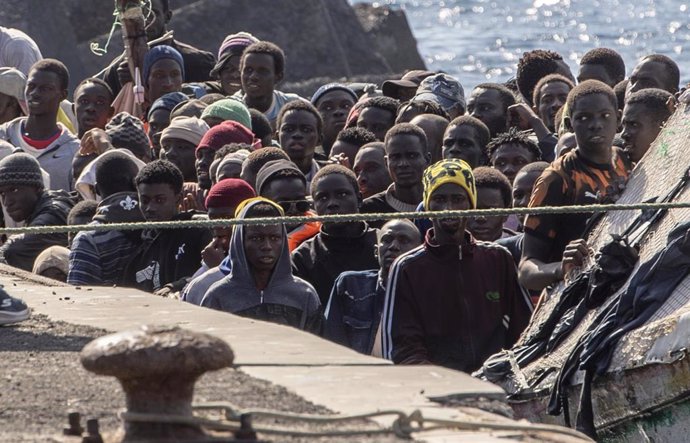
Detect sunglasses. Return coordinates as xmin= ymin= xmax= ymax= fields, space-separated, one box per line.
xmin=279 ymin=200 xmax=311 ymax=214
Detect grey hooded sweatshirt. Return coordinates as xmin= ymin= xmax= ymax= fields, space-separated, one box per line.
xmin=201 ymin=200 xmax=322 ymax=332
xmin=0 ymin=117 xmax=79 ymax=191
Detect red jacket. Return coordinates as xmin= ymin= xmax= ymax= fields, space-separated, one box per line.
xmin=381 ymin=229 xmax=533 ymax=372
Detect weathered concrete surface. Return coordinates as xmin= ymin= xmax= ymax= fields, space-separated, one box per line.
xmin=0 ymin=264 xmax=589 ymax=442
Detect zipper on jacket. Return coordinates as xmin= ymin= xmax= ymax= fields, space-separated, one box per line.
xmin=260 ymin=290 xmax=264 ymax=304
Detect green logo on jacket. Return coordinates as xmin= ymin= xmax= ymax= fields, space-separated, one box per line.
xmin=485 ymin=291 xmax=500 ymax=302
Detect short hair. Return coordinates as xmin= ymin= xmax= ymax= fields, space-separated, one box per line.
xmin=214 ymin=143 xmax=252 ymax=160
xmin=135 ymin=159 xmax=184 ymax=195
xmin=74 ymin=77 xmax=114 ymax=101
xmin=336 ymin=127 xmax=377 ymax=148
xmin=359 ymin=141 xmax=386 ymax=154
xmin=249 ymin=109 xmax=273 ymax=141
xmin=30 ymin=59 xmax=69 ymax=90
xmin=245 ymin=202 xmax=282 ymax=219
xmin=242 ymin=41 xmax=286 ymax=78
xmin=516 ymin=49 xmax=567 ymax=106
xmin=95 ymin=151 xmax=139 ymax=197
xmin=276 ymin=100 xmax=323 ymax=136
xmin=310 ymin=164 xmax=359 ymax=196
xmin=532 ymin=74 xmax=575 ymax=108
xmin=447 ymin=115 xmax=491 ymax=148
xmin=67 ymin=200 xmax=98 ymax=225
xmin=473 ymin=83 xmax=517 ymax=109
xmin=378 ymin=218 xmax=420 ymax=240
xmin=613 ymin=79 xmax=629 ymax=110
xmin=486 ymin=127 xmax=541 ymax=161
xmin=243 ymin=147 xmax=290 ymax=177
xmin=473 ymin=166 xmax=512 ymax=207
xmin=626 ymin=88 xmax=674 ymax=123
xmin=565 ymin=80 xmax=617 ymax=115
xmin=262 ymin=167 xmax=306 ymax=194
xmin=517 ymin=160 xmax=549 ymax=176
xmin=643 ymin=54 xmax=680 ymax=94
xmin=384 ymin=122 xmax=428 ymax=152
xmin=361 ymin=96 xmax=400 ymax=117
xmin=580 ymin=48 xmax=626 ymax=85
xmin=396 ymin=99 xmax=449 ymax=121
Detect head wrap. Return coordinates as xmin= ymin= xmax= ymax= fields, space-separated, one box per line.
xmin=216 ymin=149 xmax=251 ymax=181
xmin=0 ymin=67 xmax=27 ymax=115
xmin=105 ymin=112 xmax=150 ymax=158
xmin=32 ymin=246 xmax=70 ymax=276
xmin=143 ymin=45 xmax=185 ymax=87
xmin=255 ymin=159 xmax=306 ymax=195
xmin=160 ymin=116 xmax=209 ymax=147
xmin=234 ymin=196 xmax=284 ymax=218
xmin=201 ymin=98 xmax=252 ymax=130
xmin=147 ymin=91 xmax=188 ymax=120
xmin=423 ymin=159 xmax=477 ymax=210
xmin=196 ymin=120 xmax=255 ymax=154
xmin=0 ymin=153 xmax=43 ymax=189
xmin=310 ymin=83 xmax=357 ymax=106
xmin=413 ymin=73 xmax=466 ymax=113
xmin=205 ymin=178 xmax=256 ymax=209
xmin=211 ymin=32 xmax=259 ymax=77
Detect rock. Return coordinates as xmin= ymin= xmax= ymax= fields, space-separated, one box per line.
xmin=354 ymin=3 xmax=426 ymax=73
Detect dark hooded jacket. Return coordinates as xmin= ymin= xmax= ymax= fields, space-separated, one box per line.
xmin=0 ymin=190 xmax=74 ymax=271
xmin=67 ymin=192 xmax=144 ymax=286
xmin=121 ymin=210 xmax=212 ymax=293
xmin=201 ymin=200 xmax=322 ymax=332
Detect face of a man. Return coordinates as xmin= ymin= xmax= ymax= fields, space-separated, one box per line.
xmin=312 ymin=173 xmax=360 ymax=231
xmin=428 ymin=182 xmax=471 ymax=244
xmin=512 ymin=170 xmax=542 ymax=225
xmin=468 ymin=88 xmax=508 ymax=137
xmin=219 ymin=55 xmax=242 ymax=96
xmin=147 ymin=59 xmax=183 ymax=103
xmin=144 ymin=0 xmax=170 ymax=41
xmin=442 ymin=124 xmax=484 ymax=168
xmin=490 ymin=143 xmax=536 ymax=184
xmin=244 ymin=224 xmax=283 ymax=273
xmin=195 ymin=148 xmax=216 ymax=190
xmin=74 ymin=83 xmax=112 ymax=137
xmin=26 ymin=69 xmax=66 ymax=117
xmin=353 ymin=147 xmax=391 ymax=199
xmin=278 ymin=110 xmax=320 ymax=164
xmin=148 ymin=108 xmax=172 ymax=153
xmin=241 ymin=53 xmax=280 ymax=99
xmin=376 ymin=221 xmax=421 ymax=272
xmin=262 ymin=176 xmax=308 ymax=230
xmin=385 ymin=134 xmax=429 ymax=190
xmin=466 ymin=187 xmax=507 ymax=242
xmin=627 ymin=59 xmax=676 ymax=97
xmin=137 ymin=182 xmax=181 ymax=222
xmin=316 ymin=90 xmax=355 ymax=145
xmin=357 ymin=107 xmax=395 ymax=141
xmin=569 ymin=94 xmax=619 ymax=155
xmin=621 ymin=102 xmax=662 ymax=163
xmin=536 ymin=81 xmax=570 ymax=132
xmin=160 ymin=138 xmax=197 ymax=182
xmin=0 ymin=184 xmax=41 ymax=222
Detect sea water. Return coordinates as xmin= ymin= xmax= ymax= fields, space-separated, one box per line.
xmin=351 ymin=0 xmax=690 ymax=90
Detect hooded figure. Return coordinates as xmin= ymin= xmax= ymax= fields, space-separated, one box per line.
xmin=201 ymin=198 xmax=322 ymax=332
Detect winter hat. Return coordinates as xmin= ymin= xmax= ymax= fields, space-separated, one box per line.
xmin=196 ymin=120 xmax=255 ymax=154
xmin=200 ymin=98 xmax=252 ymax=130
xmin=205 ymin=178 xmax=256 ymax=209
xmin=234 ymin=196 xmax=284 ymax=218
xmin=211 ymin=32 xmax=259 ymax=77
xmin=423 ymin=159 xmax=476 ymax=210
xmin=310 ymin=83 xmax=357 ymax=106
xmin=0 ymin=153 xmax=44 ymax=189
xmin=143 ymin=45 xmax=185 ymax=87
xmin=216 ymin=149 xmax=251 ymax=181
xmin=160 ymin=116 xmax=210 ymax=147
xmin=0 ymin=67 xmax=27 ymax=115
xmin=147 ymin=91 xmax=189 ymax=120
xmin=255 ymin=159 xmax=306 ymax=195
xmin=171 ymin=98 xmax=207 ymax=119
xmin=105 ymin=112 xmax=150 ymax=159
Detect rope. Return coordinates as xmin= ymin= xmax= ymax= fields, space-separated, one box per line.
xmin=2 ymin=200 xmax=689 ymax=236
xmin=117 ymin=404 xmax=593 ymax=441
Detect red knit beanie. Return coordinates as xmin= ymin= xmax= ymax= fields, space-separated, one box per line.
xmin=195 ymin=120 xmax=255 ymax=155
xmin=205 ymin=178 xmax=256 ymax=209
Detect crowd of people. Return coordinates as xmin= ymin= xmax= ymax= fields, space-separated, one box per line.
xmin=0 ymin=0 xmax=682 ymax=373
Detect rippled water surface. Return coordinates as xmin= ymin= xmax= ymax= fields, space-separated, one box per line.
xmin=352 ymin=0 xmax=690 ymax=90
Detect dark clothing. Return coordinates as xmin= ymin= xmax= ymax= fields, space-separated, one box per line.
xmin=323 ymin=270 xmax=385 ymax=354
xmin=538 ymin=133 xmax=557 ymax=163
xmin=291 ymin=222 xmax=379 ymax=305
xmin=121 ymin=211 xmax=212 ymax=293
xmin=496 ymin=233 xmax=524 ymax=267
xmin=101 ymin=38 xmax=215 ymax=96
xmin=0 ymin=191 xmax=74 ymax=271
xmin=201 ymin=201 xmax=322 ymax=332
xmin=68 ymin=192 xmax=144 ymax=286
xmin=524 ymin=147 xmax=631 ymax=262
xmin=361 ymin=186 xmax=421 ymax=229
xmin=382 ymin=229 xmax=533 ymax=372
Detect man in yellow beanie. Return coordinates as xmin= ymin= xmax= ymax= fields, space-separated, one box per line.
xmin=380 ymin=159 xmax=532 ymax=372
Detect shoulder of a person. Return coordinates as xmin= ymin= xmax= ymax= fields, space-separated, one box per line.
xmin=291 ymin=236 xmax=317 ymax=259
xmin=390 ymin=244 xmax=427 ymax=274
xmin=335 ymin=269 xmax=378 ymax=285
xmin=169 ymin=39 xmax=215 ymax=59
xmin=473 ymin=240 xmax=515 ymax=267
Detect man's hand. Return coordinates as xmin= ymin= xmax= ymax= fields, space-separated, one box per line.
xmin=201 ymin=238 xmax=226 ymax=268
xmin=329 ymin=153 xmax=351 ymax=170
xmin=508 ymin=103 xmax=540 ymax=131
xmin=79 ymin=128 xmax=112 ymax=156
xmin=179 ymin=193 xmax=200 ymax=212
xmin=561 ymin=239 xmax=590 ymax=279
xmin=117 ymin=60 xmax=133 ymax=87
